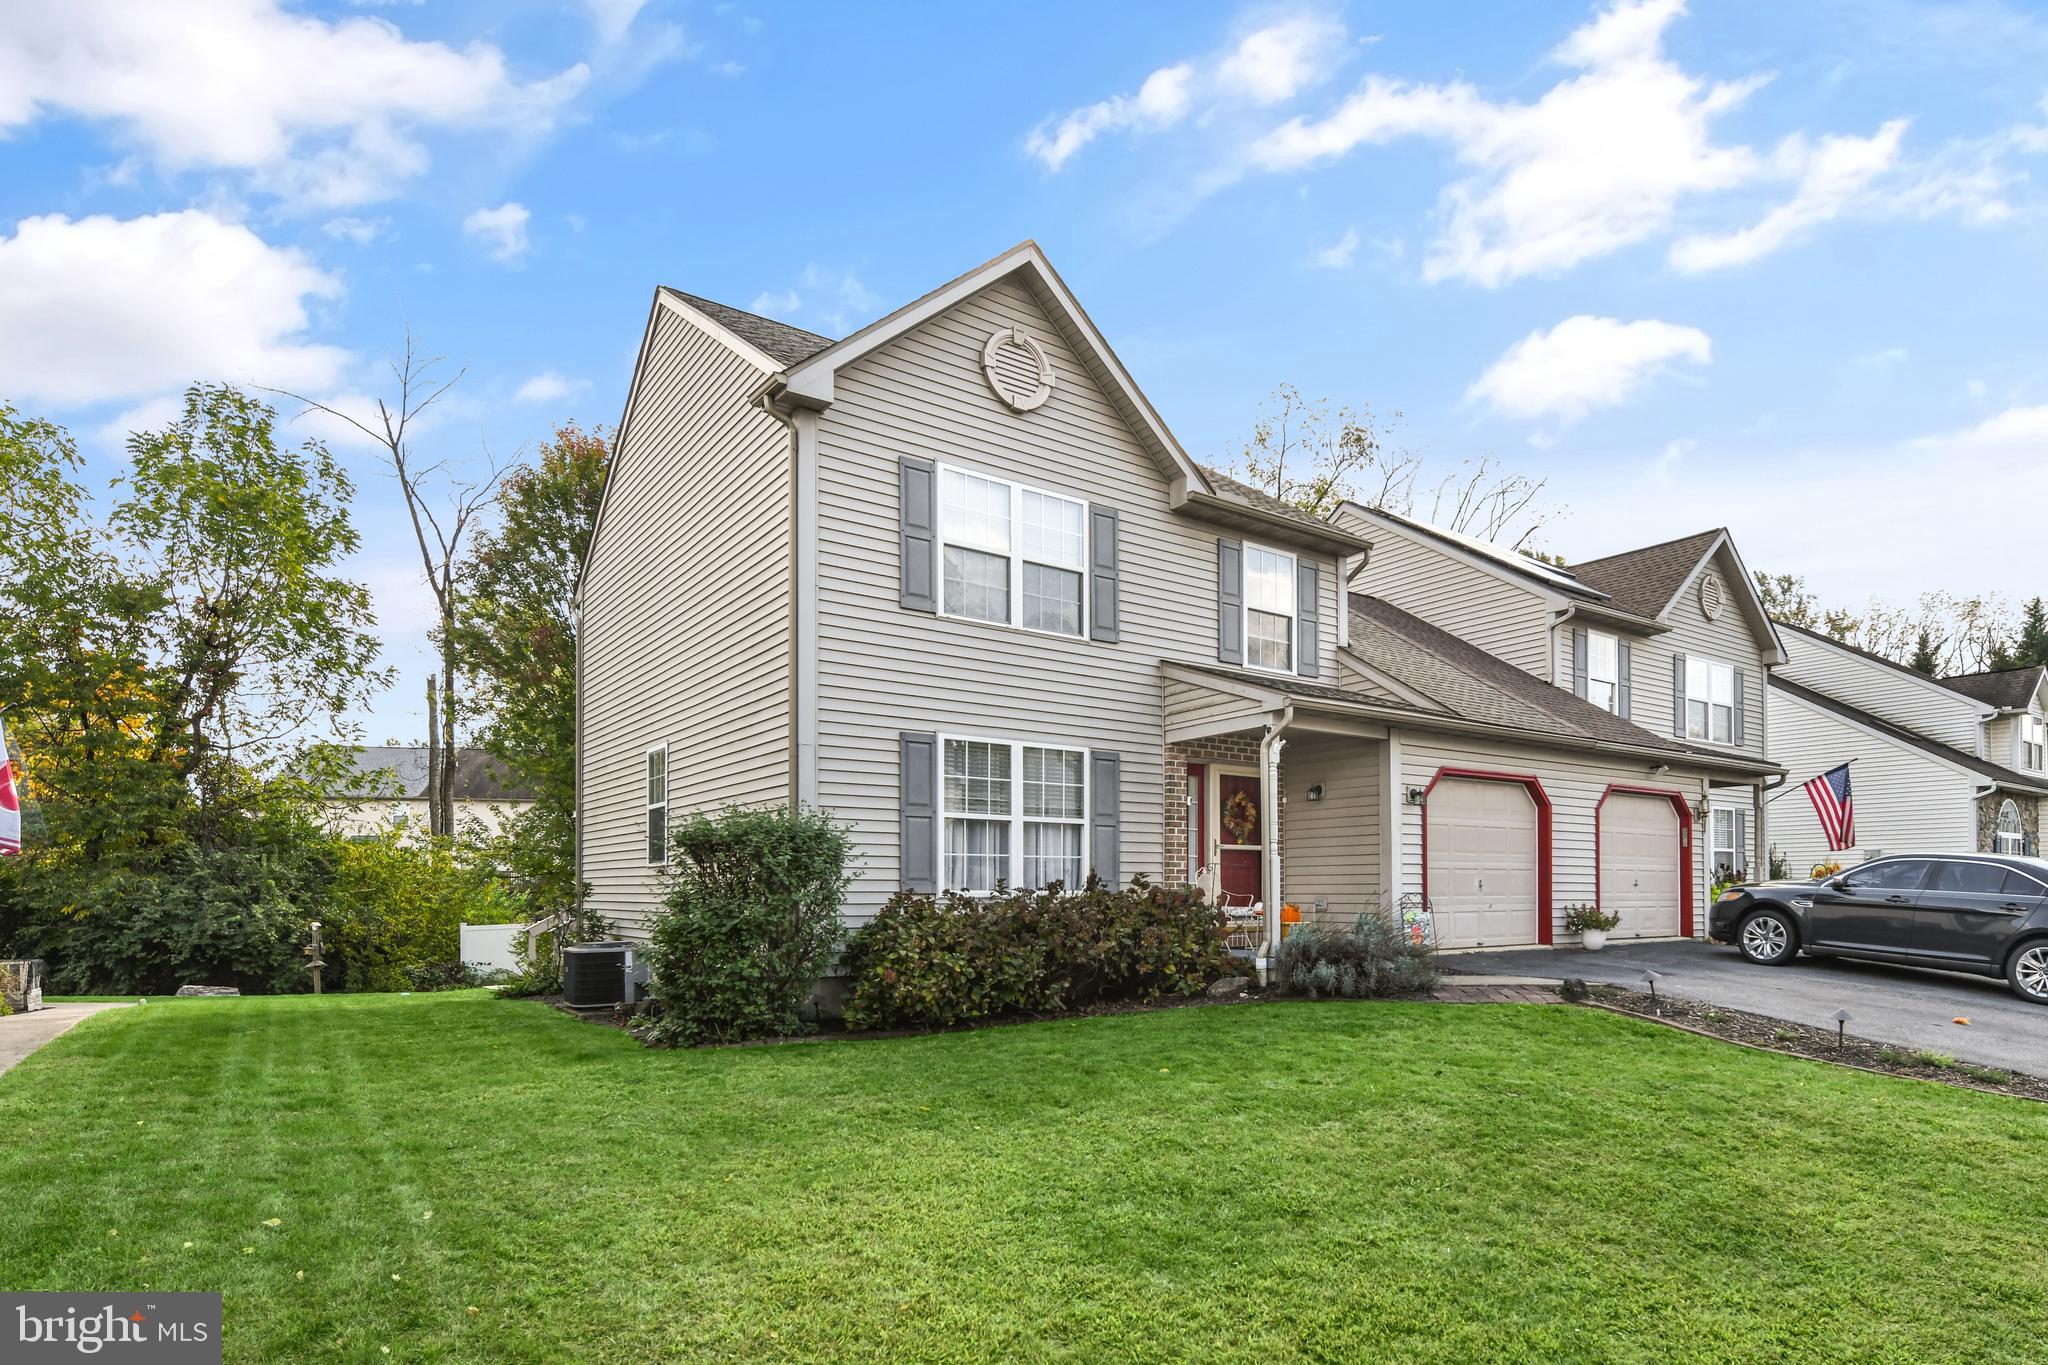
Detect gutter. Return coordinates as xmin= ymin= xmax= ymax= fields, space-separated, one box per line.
xmin=1257 ymin=704 xmax=1296 ymax=984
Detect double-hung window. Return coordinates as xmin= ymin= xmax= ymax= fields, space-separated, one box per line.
xmin=942 ymin=736 xmax=1088 ymax=892
xmin=1586 ymin=631 xmax=1619 ymax=712
xmin=938 ymin=465 xmax=1087 ymax=637
xmin=2022 ymin=715 xmax=2044 ymax=771
xmin=1244 ymin=545 xmax=1296 ymax=672
xmin=1685 ymin=657 xmax=1736 ymax=744
xmin=1710 ymin=809 xmax=1745 ymax=879
xmin=645 ymin=746 xmax=668 ymax=864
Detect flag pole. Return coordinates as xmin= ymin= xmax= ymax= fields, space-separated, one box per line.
xmin=1763 ymin=758 xmax=1857 ymax=806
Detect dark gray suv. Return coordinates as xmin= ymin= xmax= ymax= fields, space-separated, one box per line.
xmin=1708 ymin=854 xmax=2048 ymax=1004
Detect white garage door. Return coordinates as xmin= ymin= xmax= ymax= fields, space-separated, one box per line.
xmin=1600 ymin=794 xmax=1681 ymax=939
xmin=1427 ymin=779 xmax=1539 ymax=947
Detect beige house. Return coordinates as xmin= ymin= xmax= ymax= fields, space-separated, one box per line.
xmin=1768 ymin=629 xmax=2047 ymax=874
xmin=575 ymin=242 xmax=1783 ymax=976
xmin=320 ymin=747 xmax=535 ymax=843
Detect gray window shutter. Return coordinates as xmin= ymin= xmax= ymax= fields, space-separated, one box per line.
xmin=1295 ymin=560 xmax=1321 ymax=678
xmin=1672 ymin=652 xmax=1686 ymax=735
xmin=1089 ymin=506 xmax=1120 ymax=643
xmin=1617 ymin=640 xmax=1633 ymax=719
xmin=1732 ymin=667 xmax=1748 ymax=746
xmin=899 ymin=457 xmax=937 ymax=613
xmin=1216 ymin=538 xmax=1243 ymax=665
xmin=899 ymin=732 xmax=938 ymax=893
xmin=1571 ymin=627 xmax=1589 ymax=700
xmin=1090 ymin=750 xmax=1121 ymax=886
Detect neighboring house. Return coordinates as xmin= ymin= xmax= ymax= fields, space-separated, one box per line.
xmin=1769 ymin=626 xmax=2048 ymax=874
xmin=574 ymin=241 xmax=1782 ymax=986
xmin=320 ymin=746 xmax=536 ymax=842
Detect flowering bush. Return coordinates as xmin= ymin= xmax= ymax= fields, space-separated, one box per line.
xmin=841 ymin=878 xmax=1229 ymax=1030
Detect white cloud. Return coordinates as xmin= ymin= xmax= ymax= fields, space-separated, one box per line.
xmin=1917 ymin=401 xmax=2048 ymax=452
xmin=1252 ymin=0 xmax=1769 ymax=285
xmin=748 ymin=266 xmax=880 ymax=334
xmin=1312 ymin=225 xmax=1361 ymax=268
xmin=323 ymin=215 xmax=390 ymax=245
xmin=462 ymin=202 xmax=531 ymax=263
xmin=1218 ymin=15 xmax=1345 ymax=105
xmin=0 ymin=210 xmax=348 ymax=408
xmin=0 ymin=0 xmax=588 ymax=209
xmin=513 ymin=371 xmax=588 ymax=404
xmin=1468 ymin=315 xmax=1711 ymax=423
xmin=1669 ymin=120 xmax=1909 ymax=272
xmin=1026 ymin=63 xmax=1195 ymax=171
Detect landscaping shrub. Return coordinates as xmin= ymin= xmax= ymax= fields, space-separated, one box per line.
xmin=642 ymin=804 xmax=852 ymax=1044
xmin=322 ymin=836 xmax=520 ymax=993
xmin=842 ymin=877 xmax=1230 ymax=1030
xmin=1274 ymin=913 xmax=1438 ymax=1000
xmin=402 ymin=960 xmax=503 ymax=992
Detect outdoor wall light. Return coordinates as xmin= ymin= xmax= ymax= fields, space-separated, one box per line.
xmin=1306 ymin=783 xmax=1325 ymax=802
xmin=1406 ymin=786 xmax=1427 ymax=806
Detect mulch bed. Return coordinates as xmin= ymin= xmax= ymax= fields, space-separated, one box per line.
xmin=1581 ymin=983 xmax=2048 ymax=1102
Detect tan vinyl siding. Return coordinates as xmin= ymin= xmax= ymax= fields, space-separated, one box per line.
xmin=578 ymin=305 xmax=794 ymax=939
xmin=1335 ymin=512 xmax=1554 ymax=677
xmin=1766 ymin=685 xmax=1975 ymax=874
xmin=1164 ymin=679 xmax=1263 ymax=737
xmin=1776 ymin=629 xmax=1984 ymax=752
xmin=812 ymin=277 xmax=1337 ymax=924
xmin=1278 ymin=733 xmax=1383 ymax=928
xmin=1392 ymin=729 xmax=1716 ymax=942
xmin=1984 ymin=714 xmax=2017 ymax=767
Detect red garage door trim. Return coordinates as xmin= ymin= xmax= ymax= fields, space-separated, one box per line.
xmin=1595 ymin=785 xmax=1695 ymax=938
xmin=1421 ymin=767 xmax=1554 ymax=946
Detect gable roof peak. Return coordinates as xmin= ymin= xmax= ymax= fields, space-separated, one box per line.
xmin=657 ymin=286 xmax=836 ymax=368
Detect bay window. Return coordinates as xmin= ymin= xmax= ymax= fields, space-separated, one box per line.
xmin=1686 ymin=657 xmax=1735 ymax=744
xmin=938 ymin=465 xmax=1087 ymax=637
xmin=942 ymin=736 xmax=1088 ymax=892
xmin=1244 ymin=544 xmax=1295 ymax=672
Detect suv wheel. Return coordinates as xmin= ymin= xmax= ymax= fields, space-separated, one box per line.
xmin=2006 ymin=942 xmax=2048 ymax=1004
xmin=1737 ymin=909 xmax=1797 ymax=965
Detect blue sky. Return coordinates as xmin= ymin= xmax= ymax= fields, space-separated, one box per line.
xmin=3 ymin=0 xmax=2046 ymax=744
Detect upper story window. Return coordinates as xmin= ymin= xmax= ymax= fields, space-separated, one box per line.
xmin=2022 ymin=714 xmax=2044 ymax=771
xmin=941 ymin=735 xmax=1087 ymax=893
xmin=1244 ymin=544 xmax=1296 ymax=672
xmin=1686 ymin=657 xmax=1736 ymax=744
xmin=1587 ymin=631 xmax=1619 ymax=713
xmin=645 ymin=746 xmax=668 ymax=864
xmin=937 ymin=465 xmax=1087 ymax=638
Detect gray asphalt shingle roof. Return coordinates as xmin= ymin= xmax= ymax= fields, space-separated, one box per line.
xmin=660 ymin=288 xmax=835 ymax=367
xmin=1939 ymin=666 xmax=2046 ymax=712
xmin=1197 ymin=468 xmax=1363 ymax=541
xmin=1567 ymin=529 xmax=1725 ymax=619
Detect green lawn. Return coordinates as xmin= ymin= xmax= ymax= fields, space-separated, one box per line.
xmin=2 ymin=994 xmax=2044 ymax=1363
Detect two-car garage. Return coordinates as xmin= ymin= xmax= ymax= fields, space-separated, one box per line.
xmin=1422 ymin=770 xmax=1691 ymax=949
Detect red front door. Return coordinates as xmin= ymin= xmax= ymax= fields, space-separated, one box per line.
xmin=1216 ymin=770 xmax=1263 ymax=903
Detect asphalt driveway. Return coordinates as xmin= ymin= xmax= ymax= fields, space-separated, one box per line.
xmin=1444 ymin=939 xmax=2048 ymax=1075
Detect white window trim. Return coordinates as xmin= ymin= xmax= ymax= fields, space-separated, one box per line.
xmin=937 ymin=731 xmax=1092 ymax=893
xmin=1995 ymin=798 xmax=2024 ymax=854
xmin=644 ymin=744 xmax=668 ymax=865
xmin=1709 ymin=806 xmax=1745 ymax=877
xmin=933 ymin=461 xmax=1090 ymax=641
xmin=1685 ymin=655 xmax=1738 ymax=747
xmin=1586 ymin=629 xmax=1620 ymax=714
xmin=1241 ymin=540 xmax=1299 ymax=676
xmin=2020 ymin=714 xmax=2044 ymax=772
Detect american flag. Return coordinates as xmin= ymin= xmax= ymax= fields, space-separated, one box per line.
xmin=0 ymin=714 xmax=19 ymax=856
xmin=1802 ymin=763 xmax=1855 ymax=852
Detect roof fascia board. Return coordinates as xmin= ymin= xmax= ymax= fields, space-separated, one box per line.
xmin=573 ymin=292 xmax=668 ymax=607
xmin=655 ymin=287 xmax=785 ymax=375
xmin=1666 ymin=534 xmax=1788 ymax=664
xmin=1177 ymin=490 xmax=1372 ymax=556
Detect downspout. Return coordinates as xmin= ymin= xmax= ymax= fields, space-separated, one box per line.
xmin=1258 ymin=704 xmax=1297 ymax=983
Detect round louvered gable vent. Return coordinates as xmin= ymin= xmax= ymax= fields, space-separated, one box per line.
xmin=1699 ymin=571 xmax=1725 ymax=621
xmin=981 ymin=327 xmax=1055 ymax=412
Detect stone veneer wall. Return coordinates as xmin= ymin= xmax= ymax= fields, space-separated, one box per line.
xmin=1162 ymin=733 xmax=1264 ymax=886
xmin=1976 ymin=791 xmax=2041 ymax=854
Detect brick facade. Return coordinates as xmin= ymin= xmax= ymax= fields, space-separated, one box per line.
xmin=1976 ymin=791 xmax=2041 ymax=855
xmin=1162 ymin=732 xmax=1263 ymax=885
